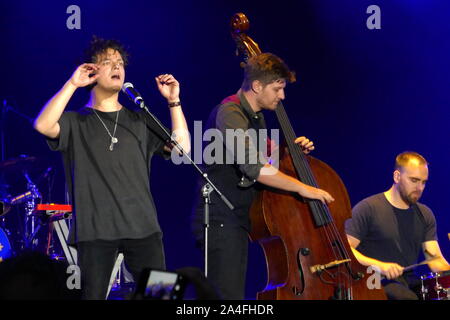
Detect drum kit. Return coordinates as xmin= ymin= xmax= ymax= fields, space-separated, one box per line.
xmin=0 ymin=154 xmax=71 ymax=262
xmin=0 ymin=101 xmax=132 ymax=298
xmin=420 ymin=271 xmax=450 ymax=300
xmin=0 ymin=154 xmax=130 ymax=297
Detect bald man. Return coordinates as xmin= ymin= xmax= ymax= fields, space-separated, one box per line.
xmin=345 ymin=151 xmax=450 ymax=300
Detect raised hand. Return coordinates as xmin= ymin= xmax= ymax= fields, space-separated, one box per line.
xmin=69 ymin=63 xmax=100 ymax=88
xmin=155 ymin=74 xmax=180 ymax=103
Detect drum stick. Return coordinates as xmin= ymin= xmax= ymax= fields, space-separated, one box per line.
xmin=403 ymin=256 xmax=440 ymax=272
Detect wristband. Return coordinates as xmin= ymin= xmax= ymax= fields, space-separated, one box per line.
xmin=168 ymin=101 xmax=181 ymax=108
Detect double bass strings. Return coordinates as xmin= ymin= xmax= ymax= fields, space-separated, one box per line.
xmin=275 ymin=103 xmax=353 ymax=297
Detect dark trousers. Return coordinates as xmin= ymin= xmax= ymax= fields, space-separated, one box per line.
xmin=77 ymin=232 xmax=165 ymax=300
xmin=195 ymin=222 xmax=249 ymax=300
xmin=382 ymin=274 xmax=420 ymax=300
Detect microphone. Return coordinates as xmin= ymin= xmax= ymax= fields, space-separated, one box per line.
xmin=122 ymin=82 xmax=144 ymax=105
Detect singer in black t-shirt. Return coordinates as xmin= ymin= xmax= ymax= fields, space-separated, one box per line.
xmin=34 ymin=36 xmax=190 ymax=299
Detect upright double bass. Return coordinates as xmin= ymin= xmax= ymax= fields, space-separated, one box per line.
xmin=230 ymin=13 xmax=386 ymax=300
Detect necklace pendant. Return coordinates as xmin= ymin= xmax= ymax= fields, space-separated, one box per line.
xmin=109 ymin=137 xmax=118 ymax=151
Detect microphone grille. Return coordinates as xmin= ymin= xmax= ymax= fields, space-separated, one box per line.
xmin=122 ymin=82 xmax=134 ymax=92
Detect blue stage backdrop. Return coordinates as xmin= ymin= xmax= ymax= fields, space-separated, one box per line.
xmin=1 ymin=0 xmax=449 ymax=299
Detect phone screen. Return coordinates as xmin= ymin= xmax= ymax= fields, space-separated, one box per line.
xmin=143 ymin=270 xmax=184 ymax=300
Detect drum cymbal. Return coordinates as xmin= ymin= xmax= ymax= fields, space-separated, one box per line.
xmin=0 ymin=155 xmax=44 ymax=174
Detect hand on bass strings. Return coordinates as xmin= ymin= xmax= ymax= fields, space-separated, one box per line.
xmin=298 ymin=184 xmax=335 ymax=204
xmin=295 ymin=136 xmax=315 ymax=154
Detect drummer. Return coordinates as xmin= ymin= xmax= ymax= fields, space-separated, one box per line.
xmin=345 ymin=151 xmax=450 ymax=300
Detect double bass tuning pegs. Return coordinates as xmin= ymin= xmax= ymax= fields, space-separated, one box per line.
xmin=230 ymin=13 xmax=249 ymax=34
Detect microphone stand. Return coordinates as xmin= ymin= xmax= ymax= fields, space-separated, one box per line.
xmin=201 ymin=183 xmax=213 ymax=278
xmin=134 ymin=99 xmax=234 ymax=277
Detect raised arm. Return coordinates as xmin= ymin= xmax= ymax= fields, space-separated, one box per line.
xmin=34 ymin=63 xmax=99 ymax=138
xmin=154 ymin=74 xmax=190 ymax=154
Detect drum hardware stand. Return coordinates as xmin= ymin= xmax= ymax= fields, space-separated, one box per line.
xmin=0 ymin=176 xmax=43 ymax=252
xmin=432 ymin=273 xmax=449 ymax=300
xmin=420 ymin=272 xmax=450 ymax=300
xmin=0 ymin=100 xmax=35 ymax=249
xmin=22 ymin=171 xmax=42 ymax=249
xmin=420 ymin=275 xmax=428 ymax=300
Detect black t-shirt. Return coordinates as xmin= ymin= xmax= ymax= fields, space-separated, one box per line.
xmin=345 ymin=193 xmax=437 ymax=267
xmin=48 ymin=106 xmax=168 ymax=244
xmin=192 ymin=92 xmax=267 ymax=231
